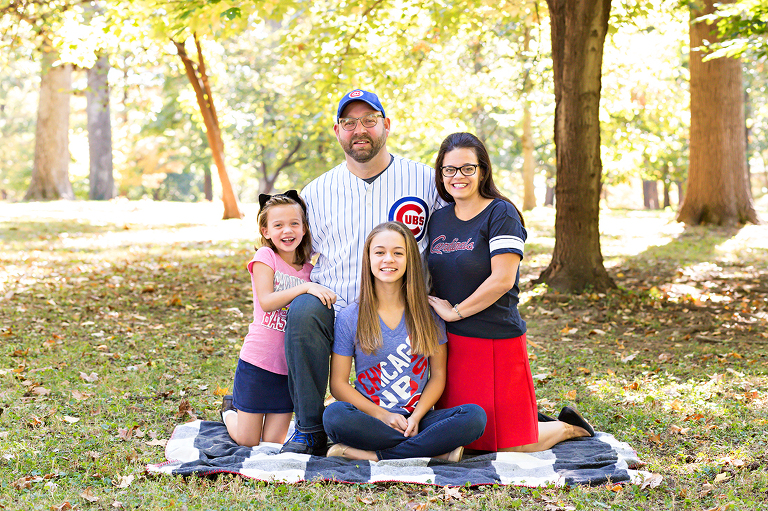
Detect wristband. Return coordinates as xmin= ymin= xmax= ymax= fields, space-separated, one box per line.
xmin=452 ymin=304 xmax=464 ymax=319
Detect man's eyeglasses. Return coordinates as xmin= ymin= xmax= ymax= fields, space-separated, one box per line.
xmin=441 ymin=164 xmax=479 ymax=177
xmin=338 ymin=114 xmax=383 ymax=131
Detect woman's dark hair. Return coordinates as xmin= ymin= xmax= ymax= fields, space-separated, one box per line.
xmin=434 ymin=132 xmax=524 ymax=227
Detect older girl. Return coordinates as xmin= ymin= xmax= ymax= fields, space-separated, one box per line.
xmin=323 ymin=222 xmax=486 ymax=461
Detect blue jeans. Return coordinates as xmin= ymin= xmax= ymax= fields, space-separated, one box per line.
xmin=323 ymin=401 xmax=487 ymax=460
xmin=284 ymin=294 xmax=335 ymax=434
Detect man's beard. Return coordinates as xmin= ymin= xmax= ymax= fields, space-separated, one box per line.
xmin=341 ymin=132 xmax=386 ymax=163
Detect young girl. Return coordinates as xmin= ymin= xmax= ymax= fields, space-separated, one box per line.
xmin=322 ymin=221 xmax=486 ymax=461
xmin=221 ymin=190 xmax=336 ymax=447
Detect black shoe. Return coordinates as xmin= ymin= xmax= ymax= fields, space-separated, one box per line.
xmin=220 ymin=395 xmax=236 ymax=422
xmin=279 ymin=429 xmax=328 ymax=456
xmin=558 ymin=406 xmax=595 ymax=437
xmin=538 ymin=411 xmax=557 ymax=422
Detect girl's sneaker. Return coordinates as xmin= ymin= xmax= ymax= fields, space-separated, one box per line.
xmin=220 ymin=395 xmax=236 ymax=422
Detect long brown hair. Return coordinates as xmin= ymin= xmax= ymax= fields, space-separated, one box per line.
xmin=257 ymin=194 xmax=312 ymax=265
xmin=434 ymin=132 xmax=525 ymax=227
xmin=356 ymin=222 xmax=440 ymax=356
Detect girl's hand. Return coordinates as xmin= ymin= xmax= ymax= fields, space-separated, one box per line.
xmin=379 ymin=411 xmax=408 ymax=433
xmin=305 ymin=283 xmax=337 ymax=309
xmin=403 ymin=416 xmax=420 ymax=437
xmin=428 ymin=295 xmax=460 ymax=322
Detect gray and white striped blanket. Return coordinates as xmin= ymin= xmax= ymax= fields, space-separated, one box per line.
xmin=147 ymin=420 xmax=657 ymax=487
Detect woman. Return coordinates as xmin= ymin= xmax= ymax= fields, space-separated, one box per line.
xmin=426 ymin=132 xmax=594 ymax=452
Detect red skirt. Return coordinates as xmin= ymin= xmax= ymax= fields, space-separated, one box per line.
xmin=436 ymin=332 xmax=538 ymax=451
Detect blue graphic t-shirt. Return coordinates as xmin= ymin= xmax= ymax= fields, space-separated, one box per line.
xmin=427 ymin=199 xmax=527 ymax=339
xmin=333 ymin=303 xmax=447 ymax=415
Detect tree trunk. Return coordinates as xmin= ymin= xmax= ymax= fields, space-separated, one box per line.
xmin=25 ymin=47 xmax=74 ymax=200
xmin=174 ymin=35 xmax=242 ymax=219
xmin=544 ymin=178 xmax=555 ymax=206
xmin=521 ymin=28 xmax=536 ymax=211
xmin=676 ymin=180 xmax=685 ymax=205
xmin=643 ymin=180 xmax=659 ymax=209
xmin=203 ymin=170 xmax=213 ymax=201
xmin=86 ymin=52 xmax=115 ymax=200
xmin=663 ymin=180 xmax=671 ymax=209
xmin=677 ymin=0 xmax=759 ymax=225
xmin=536 ymin=0 xmax=615 ymax=293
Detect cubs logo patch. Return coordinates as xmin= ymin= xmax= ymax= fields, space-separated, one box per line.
xmin=389 ymin=197 xmax=429 ymax=241
xmin=349 ymin=90 xmax=363 ymax=98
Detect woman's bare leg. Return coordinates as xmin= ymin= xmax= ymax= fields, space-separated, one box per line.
xmin=499 ymin=421 xmax=590 ymax=453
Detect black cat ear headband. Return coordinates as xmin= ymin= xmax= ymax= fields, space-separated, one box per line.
xmin=257 ymin=189 xmax=306 ymax=214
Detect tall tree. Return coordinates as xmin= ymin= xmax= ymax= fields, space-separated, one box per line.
xmin=173 ymin=35 xmax=242 ymax=219
xmin=677 ymin=0 xmax=759 ymax=225
xmin=84 ymin=1 xmax=114 ymax=200
xmin=86 ymin=51 xmax=115 ymax=200
xmin=2 ymin=1 xmax=78 ymax=200
xmin=536 ymin=0 xmax=615 ymax=292
xmin=25 ymin=45 xmax=74 ymax=200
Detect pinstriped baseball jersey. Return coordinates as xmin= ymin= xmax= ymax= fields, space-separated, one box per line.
xmin=301 ymin=154 xmax=442 ymax=311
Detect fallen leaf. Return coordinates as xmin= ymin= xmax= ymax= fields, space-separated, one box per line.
xmin=576 ymin=367 xmax=590 ymax=374
xmin=445 ymin=486 xmax=462 ymax=500
xmin=80 ymin=487 xmax=99 ymax=502
xmin=669 ymin=425 xmax=690 ymax=435
xmin=357 ymin=496 xmax=374 ymax=505
xmin=176 ymin=399 xmax=197 ymax=420
xmin=684 ymin=413 xmax=705 ymax=422
xmin=62 ymin=416 xmax=80 ymax=424
xmin=405 ymin=502 xmax=428 ymax=511
xmin=10 ymin=348 xmax=29 ymax=357
xmin=213 ymin=385 xmax=229 ymax=397
xmin=647 ymin=431 xmax=662 ymax=444
xmin=50 ymin=502 xmax=72 ymax=511
xmin=32 ymin=386 xmax=51 ymax=396
xmin=71 ymin=390 xmax=91 ymax=401
xmin=112 ymin=502 xmax=124 ymax=509
xmin=114 ymin=474 xmax=134 ymax=489
xmin=565 ymin=389 xmax=577 ymax=400
xmin=700 ymin=482 xmax=713 ymax=496
xmin=608 ymin=483 xmax=623 ymax=492
xmin=713 ymin=472 xmax=729 ymax=483
xmin=744 ymin=391 xmax=759 ymax=401
xmin=11 ymin=475 xmax=43 ymax=490
xmin=145 ymin=438 xmax=167 ymax=447
xmin=640 ymin=473 xmax=663 ymax=490
xmin=669 ymin=399 xmax=683 ymax=411
xmin=86 ymin=451 xmax=101 ymax=460
xmin=166 ymin=294 xmax=182 ymax=307
xmin=621 ymin=352 xmax=639 ymax=363
xmin=79 ymin=372 xmax=99 ymax=383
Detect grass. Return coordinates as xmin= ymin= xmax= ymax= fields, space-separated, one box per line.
xmin=1 ymin=199 xmax=767 ymax=510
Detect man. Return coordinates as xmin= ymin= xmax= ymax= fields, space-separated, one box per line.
xmin=279 ymin=89 xmax=442 ymax=454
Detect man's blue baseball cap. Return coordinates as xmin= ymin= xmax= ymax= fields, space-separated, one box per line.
xmin=336 ymin=89 xmax=386 ymax=122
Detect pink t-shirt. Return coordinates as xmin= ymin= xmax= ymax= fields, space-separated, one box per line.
xmin=239 ymin=246 xmax=312 ymax=375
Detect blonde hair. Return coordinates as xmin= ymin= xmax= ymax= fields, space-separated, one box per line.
xmin=257 ymin=194 xmax=312 ymax=265
xmin=356 ymin=222 xmax=440 ymax=357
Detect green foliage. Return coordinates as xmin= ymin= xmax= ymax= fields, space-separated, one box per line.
xmin=697 ymin=0 xmax=768 ymax=60
xmin=601 ymin=5 xmax=689 ymax=190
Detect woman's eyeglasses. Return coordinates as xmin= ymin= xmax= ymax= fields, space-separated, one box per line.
xmin=441 ymin=164 xmax=479 ymax=177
